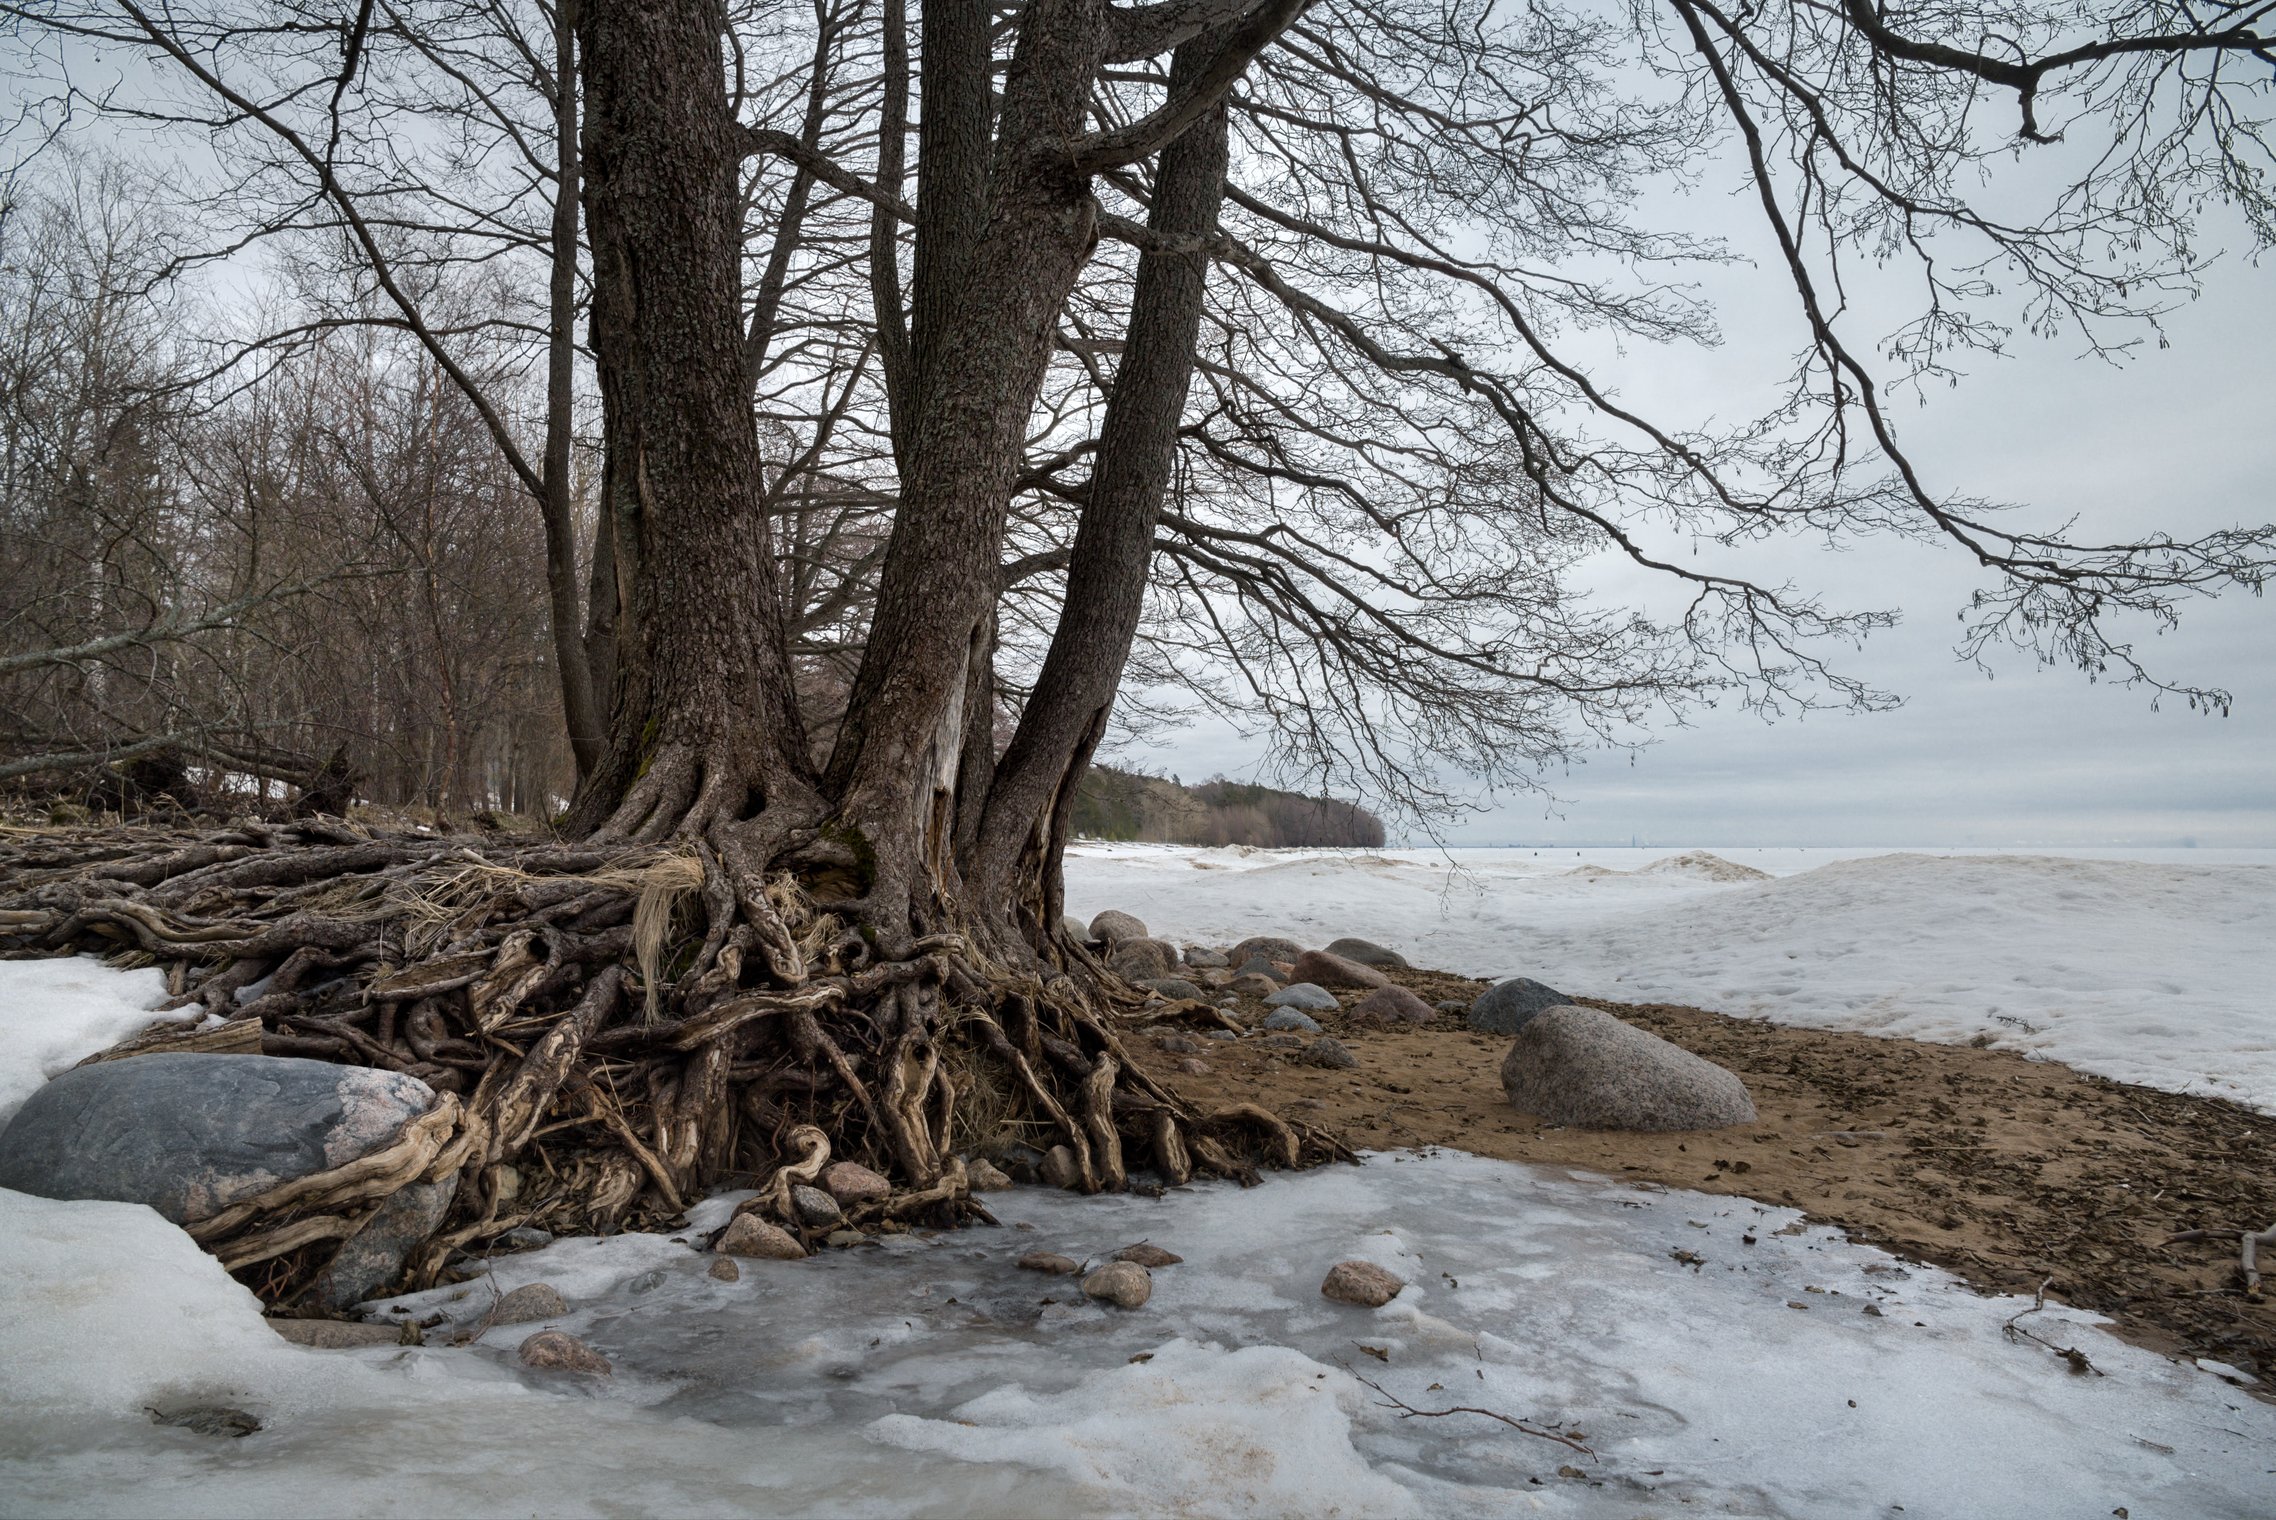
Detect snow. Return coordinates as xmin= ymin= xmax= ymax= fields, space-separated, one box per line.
xmin=1065 ymin=843 xmax=2276 ymax=1111
xmin=4 ymin=1154 xmax=2272 ymax=1518
xmin=0 ymin=957 xmax=178 ymax=1123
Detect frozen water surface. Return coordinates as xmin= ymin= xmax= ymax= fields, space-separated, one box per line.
xmin=5 ymin=1152 xmax=2271 ymax=1519
xmin=1065 ymin=844 xmax=2276 ymax=1111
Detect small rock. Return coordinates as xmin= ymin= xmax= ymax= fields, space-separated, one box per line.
xmin=1499 ymin=1005 xmax=1757 ymax=1131
xmin=1350 ymin=985 xmax=1435 ymax=1025
xmin=1434 ymin=999 xmax=1469 ymax=1014
xmin=308 ymin=1174 xmax=459 ymax=1311
xmin=1183 ymin=946 xmax=1229 ymax=968
xmin=1139 ymin=977 xmax=1206 ymax=1002
xmin=708 ymin=1257 xmax=741 ymax=1282
xmin=149 ymin=1405 xmax=261 ymax=1438
xmin=1089 ymin=910 xmax=1149 ymax=943
xmin=1467 ymin=976 xmax=1574 ymax=1035
xmin=1232 ymin=956 xmax=1289 ymax=983
xmin=1227 ymin=972 xmax=1280 ymax=998
xmin=1230 ymin=935 xmax=1305 ymax=965
xmin=826 ymin=1230 xmax=866 ymax=1248
xmin=1259 ymin=1032 xmax=1304 ymax=1050
xmin=791 ymin=1184 xmax=845 ymax=1227
xmin=1176 ymin=1057 xmax=1211 ymax=1075
xmin=1290 ymin=950 xmax=1388 ymax=991
xmin=1039 ymin=1144 xmax=1081 ymax=1189
xmin=1303 ymin=1036 xmax=1358 ymax=1070
xmin=821 ymin=1160 xmax=891 ymax=1205
xmin=1261 ymin=1005 xmax=1325 ymax=1032
xmin=1082 ymin=1261 xmax=1153 ymax=1309
xmin=1151 ymin=1031 xmax=1204 ymax=1055
xmin=1324 ymin=937 xmax=1410 ymax=969
xmin=1264 ymin=982 xmax=1337 ymax=1013
xmin=491 ymin=1282 xmax=569 ymax=1325
xmin=1202 ymin=1028 xmax=1237 ymax=1041
xmin=716 ymin=1215 xmax=807 ymax=1260
xmin=518 ymin=1329 xmax=611 ymax=1375
xmin=1321 ymin=1260 xmax=1403 ymax=1307
xmin=1197 ymin=967 xmax=1234 ymax=989
xmin=1115 ymin=1243 xmax=1184 ymax=1267
xmin=1018 ymin=1250 xmax=1082 ymax=1275
xmin=269 ymin=1319 xmax=403 ymax=1349
xmin=1062 ymin=915 xmax=1091 ymax=942
xmin=967 ymin=1158 xmax=1013 ymax=1191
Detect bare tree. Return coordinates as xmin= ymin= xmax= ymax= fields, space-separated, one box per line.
xmin=1 ymin=0 xmax=2268 ymax=1303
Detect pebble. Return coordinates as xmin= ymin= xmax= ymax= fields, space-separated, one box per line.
xmin=967 ymin=1158 xmax=1014 ymax=1191
xmin=1018 ymin=1250 xmax=1081 ymax=1275
xmin=1039 ymin=1144 xmax=1081 ymax=1189
xmin=1261 ymin=1006 xmax=1324 ymax=1032
xmin=791 ymin=1184 xmax=845 ymax=1227
xmin=1152 ymin=1032 xmax=1205 ymax=1055
xmin=826 ymin=1229 xmax=866 ymax=1248
xmin=1081 ymin=1261 xmax=1153 ymax=1309
xmin=1303 ymin=1036 xmax=1358 ymax=1070
xmin=716 ymin=1214 xmax=807 ymax=1260
xmin=490 ymin=1282 xmax=569 ymax=1325
xmin=1114 ymin=1243 xmax=1184 ymax=1267
xmin=518 ymin=1329 xmax=611 ymax=1375
xmin=1320 ymin=1260 xmax=1404 ymax=1307
xmin=1176 ymin=1057 xmax=1211 ymax=1075
xmin=708 ymin=1257 xmax=742 ymax=1282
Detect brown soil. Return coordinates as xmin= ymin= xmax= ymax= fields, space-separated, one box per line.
xmin=1137 ymin=968 xmax=2275 ymax=1386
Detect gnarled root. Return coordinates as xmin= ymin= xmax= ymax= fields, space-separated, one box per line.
xmin=1 ymin=815 xmax=1340 ymax=1306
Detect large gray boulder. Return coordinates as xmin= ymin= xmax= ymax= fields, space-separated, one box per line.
xmin=1324 ymin=937 xmax=1409 ymax=970
xmin=1467 ymin=977 xmax=1574 ymax=1035
xmin=1499 ymin=1006 xmax=1757 ymax=1131
xmin=0 ymin=1053 xmax=437 ymax=1224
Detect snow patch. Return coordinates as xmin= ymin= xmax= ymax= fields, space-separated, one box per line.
xmin=0 ymin=958 xmax=177 ymax=1123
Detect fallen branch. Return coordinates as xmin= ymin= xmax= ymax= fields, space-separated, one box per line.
xmin=1350 ymin=1372 xmax=1595 ymax=1456
xmin=2001 ymin=1277 xmax=2104 ymax=1376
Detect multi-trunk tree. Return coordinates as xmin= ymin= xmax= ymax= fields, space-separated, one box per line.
xmin=2 ymin=0 xmax=2269 ymax=1302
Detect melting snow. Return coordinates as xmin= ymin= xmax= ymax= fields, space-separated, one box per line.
xmin=6 ymin=1154 xmax=2273 ymax=1518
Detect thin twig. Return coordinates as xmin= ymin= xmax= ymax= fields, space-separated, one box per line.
xmin=1350 ymin=1372 xmax=1595 ymax=1456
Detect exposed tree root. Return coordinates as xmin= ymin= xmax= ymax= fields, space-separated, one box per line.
xmin=1 ymin=815 xmax=1347 ymax=1306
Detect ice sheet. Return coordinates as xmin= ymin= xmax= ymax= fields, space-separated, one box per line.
xmin=1065 ymin=844 xmax=2276 ymax=1110
xmin=5 ymin=1154 xmax=2270 ymax=1519
xmin=0 ymin=957 xmax=176 ymax=1123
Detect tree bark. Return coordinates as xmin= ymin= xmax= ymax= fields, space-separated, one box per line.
xmin=968 ymin=40 xmax=1231 ymax=931
xmin=824 ymin=0 xmax=1111 ymax=937
xmin=566 ymin=0 xmax=811 ymax=840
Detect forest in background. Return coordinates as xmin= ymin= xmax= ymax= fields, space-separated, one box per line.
xmin=1069 ymin=765 xmax=1385 ymax=848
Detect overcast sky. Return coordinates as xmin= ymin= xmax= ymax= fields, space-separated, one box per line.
xmin=1123 ymin=163 xmax=2276 ymax=849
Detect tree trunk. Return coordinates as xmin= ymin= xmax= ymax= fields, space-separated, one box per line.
xmin=824 ymin=0 xmax=1111 ymax=939
xmin=969 ymin=40 xmax=1232 ymax=934
xmin=565 ymin=0 xmax=811 ymax=841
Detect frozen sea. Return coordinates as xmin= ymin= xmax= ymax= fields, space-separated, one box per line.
xmin=1065 ymin=842 xmax=2276 ymax=1112
xmin=3 ymin=843 xmax=2273 ymax=1518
